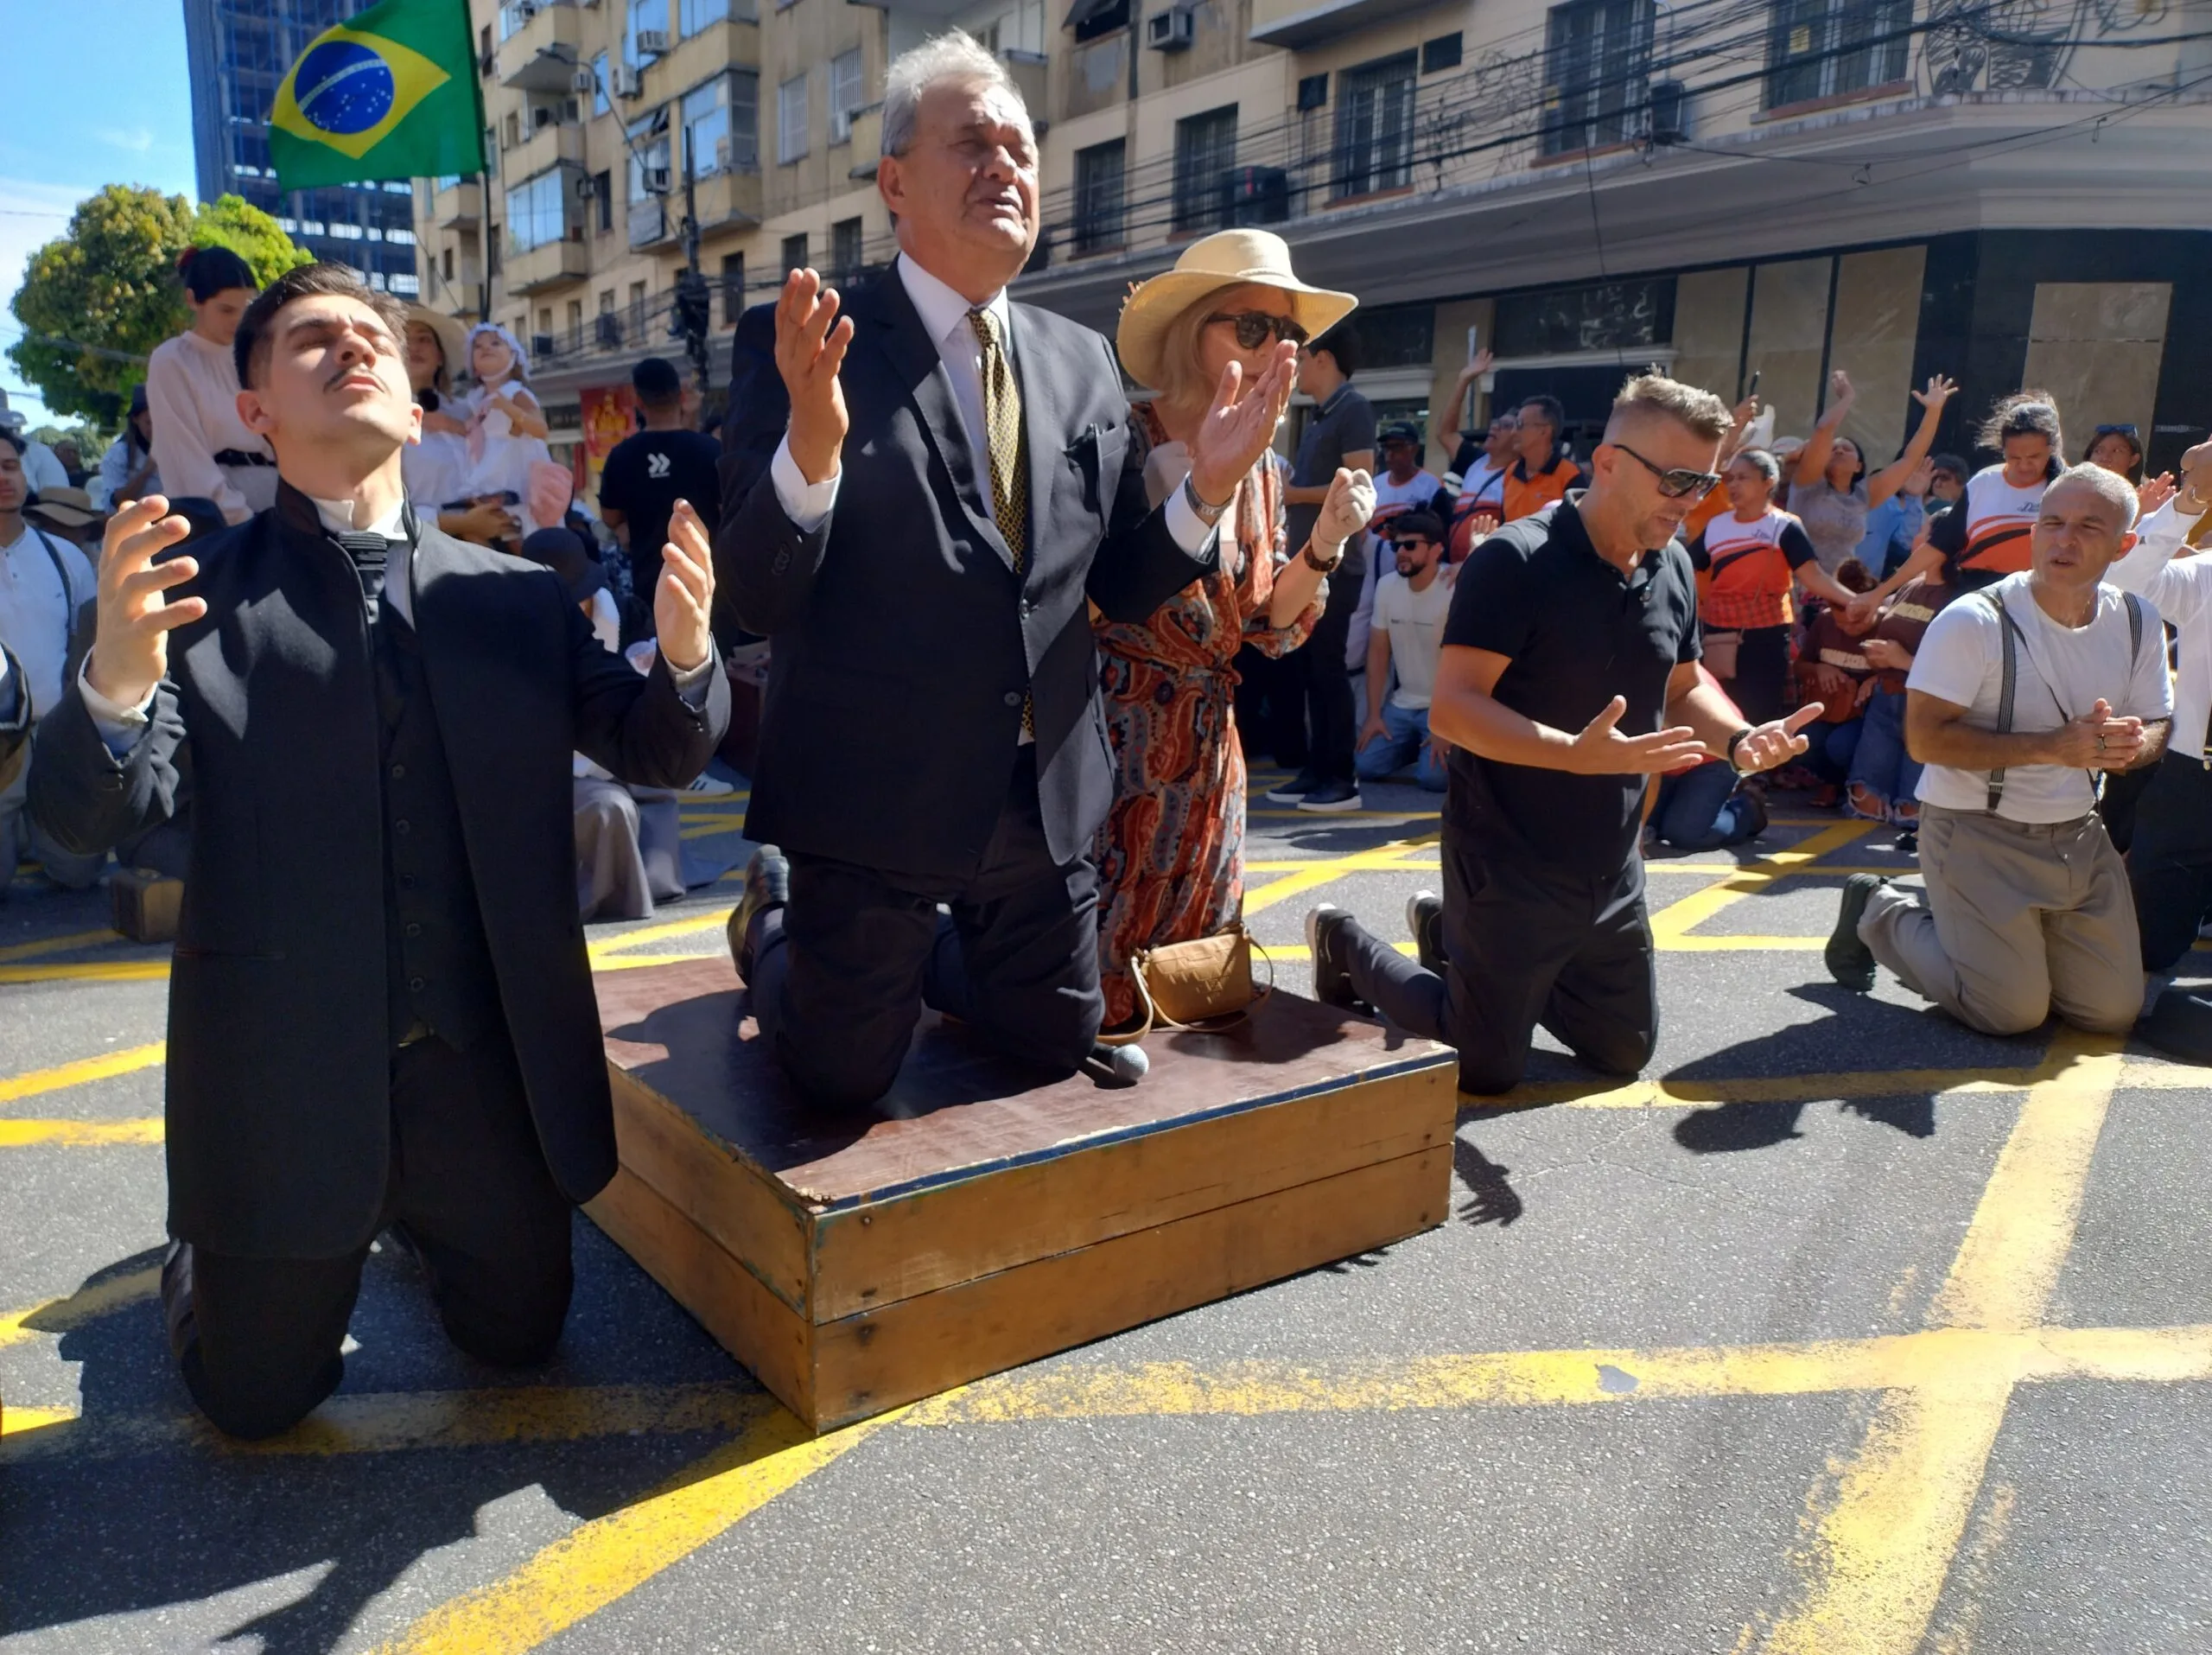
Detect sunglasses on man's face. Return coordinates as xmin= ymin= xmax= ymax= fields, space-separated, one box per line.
xmin=1612 ymin=442 xmax=1722 ymax=500
xmin=1205 ymin=311 xmax=1309 ymax=351
xmin=1390 ymin=538 xmax=1434 ymax=553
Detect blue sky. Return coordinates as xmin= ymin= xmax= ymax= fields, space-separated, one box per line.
xmin=0 ymin=0 xmax=198 ymax=426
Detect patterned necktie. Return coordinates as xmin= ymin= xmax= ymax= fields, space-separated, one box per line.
xmin=335 ymin=532 xmax=394 ymax=621
xmin=968 ymin=307 xmax=1033 ymax=738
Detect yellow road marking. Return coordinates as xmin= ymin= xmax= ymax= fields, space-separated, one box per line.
xmin=1751 ymin=1028 xmax=2124 ymax=1655
xmin=0 ymin=1404 xmax=76 ymax=1436
xmin=368 ymin=1407 xmax=899 ymax=1655
xmin=0 ymin=960 xmax=170 ymax=985
xmin=590 ymin=951 xmax=723 ymax=974
xmin=0 ymin=1117 xmax=163 ymax=1148
xmin=0 ymin=1265 xmax=162 ymax=1352
xmin=1647 ymin=822 xmax=1872 ymax=946
xmin=586 ymin=907 xmax=734 ymax=961
xmin=0 ymin=927 xmax=129 ymax=964
xmin=1243 ymin=837 xmax=1436 ymax=916
xmin=0 ymin=1042 xmax=163 ymax=1104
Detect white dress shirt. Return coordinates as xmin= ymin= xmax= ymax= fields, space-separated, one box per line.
xmin=0 ymin=519 xmax=95 ymax=721
xmin=2105 ymin=497 xmax=2211 ymax=761
xmin=766 ymin=256 xmax=1213 ymax=554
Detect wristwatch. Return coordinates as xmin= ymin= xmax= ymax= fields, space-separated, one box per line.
xmin=1182 ymin=472 xmax=1231 ymax=526
xmin=1725 ymin=725 xmax=1757 ymax=773
xmin=1302 ymin=539 xmax=1344 ymax=574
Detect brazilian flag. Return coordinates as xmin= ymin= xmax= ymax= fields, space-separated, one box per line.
xmin=268 ymin=0 xmax=483 ymax=190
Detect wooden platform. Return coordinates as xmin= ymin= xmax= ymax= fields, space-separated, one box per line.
xmin=588 ymin=956 xmax=1458 ymax=1432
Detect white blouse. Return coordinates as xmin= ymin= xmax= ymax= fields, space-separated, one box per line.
xmin=145 ymin=329 xmax=276 ymax=525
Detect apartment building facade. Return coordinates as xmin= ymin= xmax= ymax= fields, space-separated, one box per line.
xmin=418 ymin=0 xmax=2212 ymax=482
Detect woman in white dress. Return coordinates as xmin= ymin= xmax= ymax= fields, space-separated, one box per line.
xmin=143 ymin=246 xmax=272 ymax=525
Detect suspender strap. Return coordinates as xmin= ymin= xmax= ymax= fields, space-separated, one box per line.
xmin=1986 ymin=590 xmax=2017 ymax=812
xmin=27 ymin=525 xmax=77 ymax=614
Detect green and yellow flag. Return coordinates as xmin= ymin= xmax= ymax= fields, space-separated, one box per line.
xmin=268 ymin=0 xmax=483 ymax=190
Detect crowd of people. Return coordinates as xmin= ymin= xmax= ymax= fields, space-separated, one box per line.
xmin=3 ymin=26 xmax=2209 ymax=1442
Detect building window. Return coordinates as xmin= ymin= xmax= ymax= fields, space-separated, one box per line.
xmin=778 ymin=73 xmax=808 ymax=162
xmin=1766 ymin=0 xmax=1910 ymax=107
xmin=591 ymin=53 xmax=609 ymax=116
xmin=781 ymin=232 xmax=808 ymax=274
xmin=505 ymin=169 xmax=571 ymax=255
xmin=830 ymin=50 xmax=866 ymax=143
xmin=1542 ymin=0 xmax=1654 ymax=156
xmin=625 ymin=1 xmax=666 ymax=67
xmin=629 ymin=280 xmax=649 ymax=329
xmin=1333 ymin=54 xmax=1415 ymax=200
xmin=626 ymin=110 xmax=671 ymax=247
xmin=680 ymin=0 xmax=729 ymax=35
xmin=390 ymin=272 xmax=419 ymax=296
xmin=831 ymin=216 xmax=864 ymax=282
xmin=1421 ymin=32 xmax=1462 ymax=73
xmin=1493 ymin=277 xmax=1674 ymax=357
xmin=593 ymin=169 xmax=613 ymax=232
xmin=1072 ymin=138 xmax=1126 ymax=254
xmin=1069 ymin=0 xmax=1128 ymax=42
xmin=721 ymin=251 xmax=746 ymax=322
xmin=1297 ymin=73 xmax=1329 ymax=111
xmin=1172 ymin=105 xmax=1237 ymax=235
xmin=683 ymin=73 xmax=758 ymax=174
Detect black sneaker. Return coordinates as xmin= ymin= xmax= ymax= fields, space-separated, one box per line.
xmin=1265 ymin=768 xmax=1319 ymax=804
xmin=727 ymin=843 xmax=791 ymax=985
xmin=1406 ymin=890 xmax=1446 ymax=976
xmin=1296 ymin=779 xmax=1362 ymax=812
xmin=1737 ymin=780 xmax=1770 ymax=840
xmin=1895 ymin=828 xmax=1919 ymax=857
xmin=1306 ymin=904 xmax=1359 ymax=1009
xmin=1826 ymin=873 xmax=1886 ymax=993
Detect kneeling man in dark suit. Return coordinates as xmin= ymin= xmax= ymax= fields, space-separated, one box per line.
xmin=718 ymin=34 xmax=1292 ymax=1105
xmin=31 ymin=264 xmax=728 ymax=1439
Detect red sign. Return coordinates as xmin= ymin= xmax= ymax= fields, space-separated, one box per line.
xmin=579 ymin=384 xmax=638 ymax=506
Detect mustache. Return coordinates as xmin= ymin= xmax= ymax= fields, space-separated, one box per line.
xmin=325 ymin=359 xmax=387 ymax=391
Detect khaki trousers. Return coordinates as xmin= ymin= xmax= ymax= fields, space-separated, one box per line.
xmin=1859 ymin=802 xmax=2143 ymax=1036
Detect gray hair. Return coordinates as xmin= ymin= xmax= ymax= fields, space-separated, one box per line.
xmin=2048 ymin=461 xmax=2139 ymax=532
xmin=880 ymin=30 xmax=1026 ymax=159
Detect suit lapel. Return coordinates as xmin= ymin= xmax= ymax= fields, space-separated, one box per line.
xmin=1009 ymin=302 xmax=1062 ymax=576
xmin=864 ymin=264 xmax=1016 ymax=575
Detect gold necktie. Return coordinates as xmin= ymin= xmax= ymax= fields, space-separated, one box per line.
xmin=969 ymin=308 xmax=1033 ymax=737
xmin=967 ymin=308 xmax=1028 ymax=573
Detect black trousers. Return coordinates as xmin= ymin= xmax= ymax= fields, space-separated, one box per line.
xmin=1290 ymin=576 xmax=1358 ymax=783
xmin=748 ymin=750 xmax=1104 ymax=1108
xmin=164 ymin=1033 xmax=574 ymax=1440
xmin=1731 ymin=625 xmax=1790 ymax=727
xmin=1235 ymin=645 xmax=1306 ymax=769
xmin=2128 ymin=750 xmax=2212 ymax=971
xmin=1338 ymin=828 xmax=1658 ymax=1095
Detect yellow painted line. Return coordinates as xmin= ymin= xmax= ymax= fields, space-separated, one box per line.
xmin=1243 ymin=837 xmax=1436 ymax=916
xmin=591 ymin=951 xmax=724 ymax=974
xmin=0 ymin=1404 xmax=76 ymax=1437
xmin=0 ymin=1265 xmax=162 ymax=1353
xmin=0 ymin=927 xmax=129 ymax=964
xmin=1751 ymin=1028 xmax=2123 ymax=1655
xmin=0 ymin=1117 xmax=163 ymax=1147
xmin=0 ymin=960 xmax=171 ymax=984
xmin=1659 ymin=934 xmax=1829 ymax=952
xmin=1249 ymin=807 xmax=1440 ymax=821
xmin=677 ymin=821 xmax=747 ymax=840
xmin=369 ymin=1407 xmax=900 ymax=1655
xmin=587 ymin=907 xmax=734 ymax=962
xmin=0 ymin=1041 xmax=163 ymax=1104
xmin=1481 ymin=1066 xmax=2043 ymax=1112
xmin=1647 ymin=822 xmax=1872 ymax=946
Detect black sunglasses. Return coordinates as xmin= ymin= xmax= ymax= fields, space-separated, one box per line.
xmin=1389 ymin=538 xmax=1434 ymax=552
xmin=1205 ymin=311 xmax=1310 ymax=350
xmin=2094 ymin=423 xmax=2140 ymax=438
xmin=1613 ymin=442 xmax=1721 ymax=500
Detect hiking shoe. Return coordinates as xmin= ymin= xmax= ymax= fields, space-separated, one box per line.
xmin=1826 ymin=873 xmax=1886 ymax=993
xmin=727 ymin=843 xmax=791 ymax=985
xmin=1306 ymin=904 xmax=1358 ymax=1009
xmin=1265 ymin=768 xmax=1319 ymax=804
xmin=1407 ymin=890 xmax=1446 ymax=976
xmin=1296 ymin=779 xmax=1362 ymax=812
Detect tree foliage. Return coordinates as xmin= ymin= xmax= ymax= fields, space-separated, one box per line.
xmin=7 ymin=187 xmax=311 ymax=426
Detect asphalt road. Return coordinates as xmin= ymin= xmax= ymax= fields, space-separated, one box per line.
xmin=3 ymin=766 xmax=2209 ymax=1655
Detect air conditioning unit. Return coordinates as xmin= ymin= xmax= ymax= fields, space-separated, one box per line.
xmin=571 ymin=66 xmax=597 ymax=93
xmin=595 ymin=312 xmax=622 ymax=347
xmin=643 ymin=164 xmax=671 ymax=194
xmin=1647 ymin=79 xmax=1688 ymax=143
xmin=715 ymin=136 xmax=734 ymax=171
xmin=612 ymin=65 xmax=642 ymax=98
xmin=575 ymin=173 xmax=597 ymax=198
xmin=1218 ymin=165 xmax=1289 ymax=226
xmin=531 ymin=333 xmax=556 ymax=360
xmin=1146 ymin=8 xmax=1193 ymax=49
xmin=634 ymin=28 xmax=671 ymax=54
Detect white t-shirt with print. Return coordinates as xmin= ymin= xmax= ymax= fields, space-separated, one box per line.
xmin=1372 ymin=570 xmax=1453 ymax=710
xmin=1907 ymin=571 xmax=2171 ymax=822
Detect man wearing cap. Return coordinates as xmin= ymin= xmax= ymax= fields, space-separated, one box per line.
xmin=29 ymin=262 xmax=727 ymax=1439
xmin=0 ymin=428 xmax=102 ymax=891
xmin=717 ymin=35 xmax=1288 ymax=1107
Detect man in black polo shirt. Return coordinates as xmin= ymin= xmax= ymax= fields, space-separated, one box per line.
xmin=598 ymin=357 xmax=722 ymax=611
xmin=1306 ymin=374 xmax=1821 ymax=1094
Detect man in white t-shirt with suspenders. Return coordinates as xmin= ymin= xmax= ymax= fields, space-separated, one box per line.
xmin=1826 ymin=465 xmax=2170 ymax=1035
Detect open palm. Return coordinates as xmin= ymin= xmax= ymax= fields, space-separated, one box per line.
xmin=1187 ymin=340 xmax=1298 ymax=504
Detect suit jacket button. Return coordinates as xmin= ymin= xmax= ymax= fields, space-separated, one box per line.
xmin=1019 ymin=600 xmax=1032 ymax=618
xmin=409 ymin=976 xmax=426 ymax=992
xmin=1002 ymin=691 xmax=1022 ymax=708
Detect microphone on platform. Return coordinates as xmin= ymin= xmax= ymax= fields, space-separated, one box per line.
xmin=1084 ymin=1041 xmax=1149 ymax=1086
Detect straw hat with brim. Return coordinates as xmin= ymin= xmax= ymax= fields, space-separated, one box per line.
xmin=1116 ymin=230 xmax=1356 ymax=393
xmin=27 ymin=487 xmax=100 ymax=531
xmin=404 ymin=304 xmax=470 ymax=385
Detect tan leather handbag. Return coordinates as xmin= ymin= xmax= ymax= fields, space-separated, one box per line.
xmin=1099 ymin=924 xmax=1274 ymax=1045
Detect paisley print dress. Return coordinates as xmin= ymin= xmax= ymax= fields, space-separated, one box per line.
xmin=1092 ymin=404 xmax=1325 ymax=1027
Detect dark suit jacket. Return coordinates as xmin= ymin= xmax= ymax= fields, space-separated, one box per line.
xmin=715 ymin=258 xmax=1217 ymax=881
xmin=29 ymin=506 xmax=728 ymax=1257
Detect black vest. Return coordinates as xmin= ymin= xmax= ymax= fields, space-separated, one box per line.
xmin=371 ymin=572 xmax=504 ymax=1050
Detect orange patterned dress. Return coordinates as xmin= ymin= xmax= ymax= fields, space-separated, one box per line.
xmin=1092 ymin=404 xmax=1325 ymax=1027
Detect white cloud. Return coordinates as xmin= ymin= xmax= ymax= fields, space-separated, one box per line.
xmin=95 ymin=127 xmax=157 ymax=155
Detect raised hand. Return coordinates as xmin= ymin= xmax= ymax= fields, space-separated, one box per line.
xmin=654 ymin=499 xmax=718 ymax=673
xmin=1913 ymin=373 xmax=1960 ymax=411
xmin=86 ymin=495 xmax=202 ymax=710
xmin=775 ymin=268 xmax=853 ymax=486
xmin=1187 ymin=338 xmax=1298 ymax=506
xmin=1313 ymin=467 xmax=1375 ymax=555
xmin=1733 ymin=703 xmax=1825 ymax=773
xmin=1567 ymin=695 xmax=1706 ymax=776
xmin=2139 ymin=472 xmax=2177 ymax=517
xmin=1902 ymin=456 xmax=1936 ymax=498
xmin=1827 ymin=369 xmax=1855 ymax=407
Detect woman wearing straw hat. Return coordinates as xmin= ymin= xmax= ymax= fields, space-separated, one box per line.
xmin=1097 ymin=229 xmax=1375 ymax=1032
